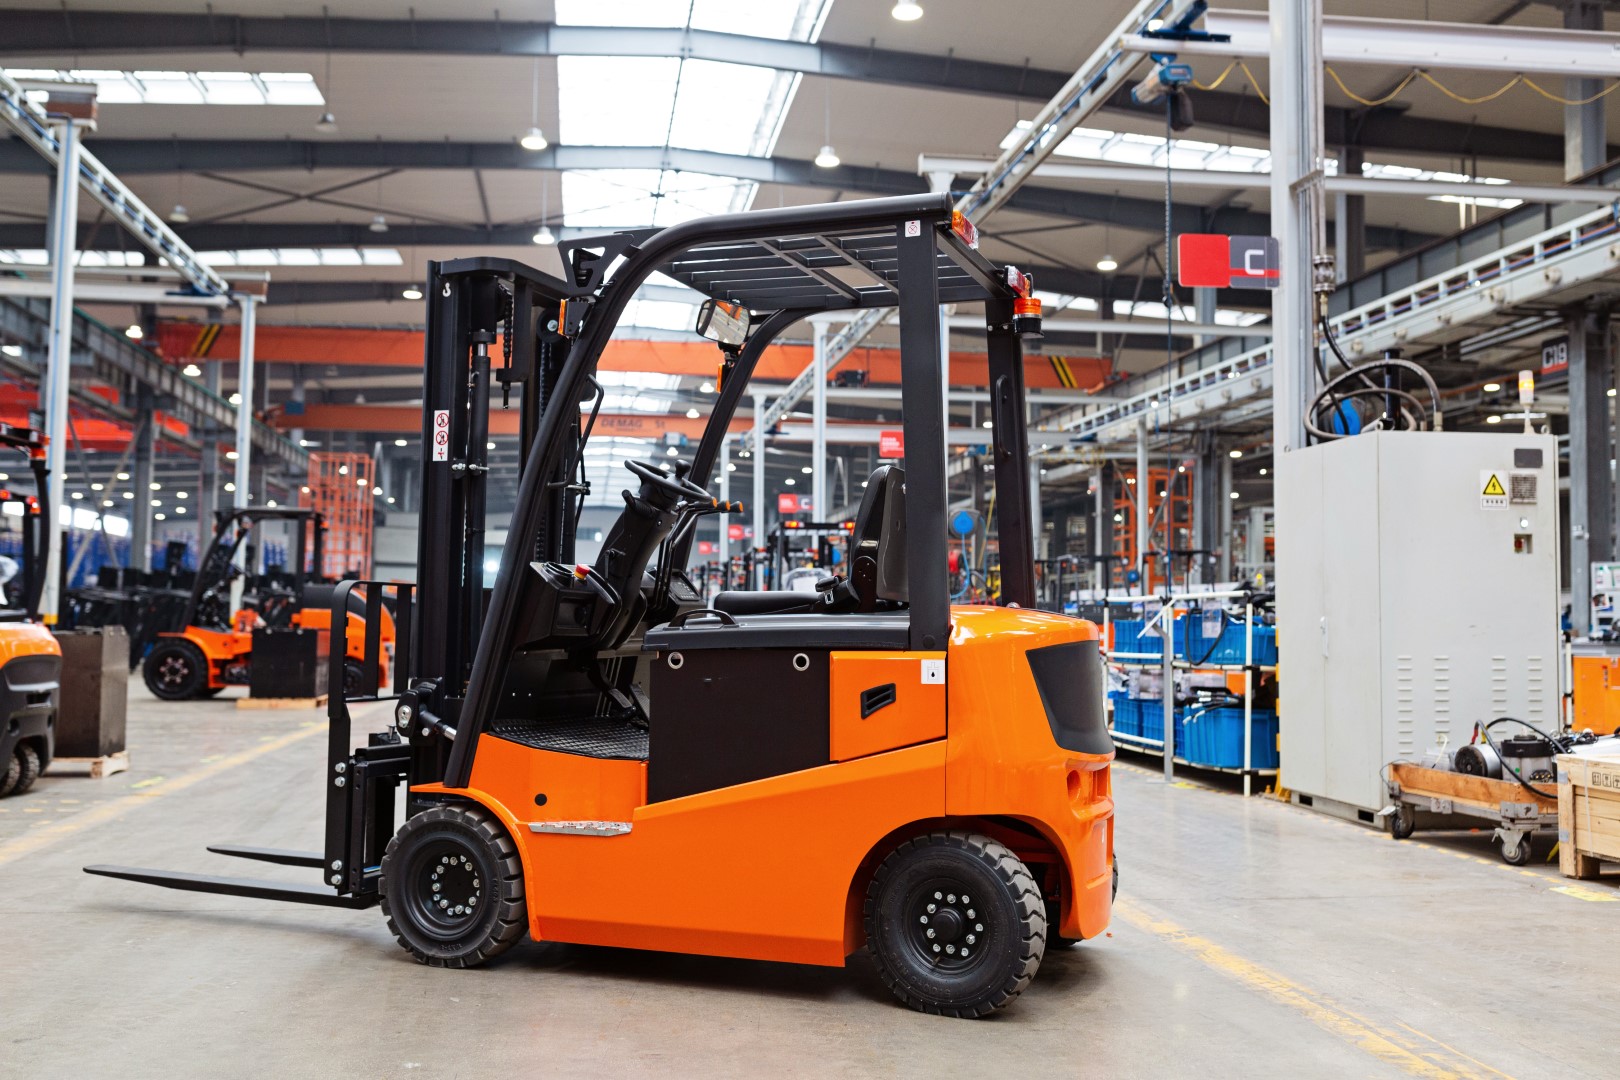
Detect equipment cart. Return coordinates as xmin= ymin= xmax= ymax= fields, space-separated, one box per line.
xmin=1384 ymin=761 xmax=1559 ymax=866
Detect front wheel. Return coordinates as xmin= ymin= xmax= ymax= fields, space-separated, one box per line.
xmin=380 ymin=804 xmax=528 ymax=968
xmin=1500 ymin=833 xmax=1532 ymax=866
xmin=143 ymin=640 xmax=209 ymax=700
xmin=864 ymin=831 xmax=1047 ymax=1018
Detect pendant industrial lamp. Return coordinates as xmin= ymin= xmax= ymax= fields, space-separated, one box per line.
xmin=892 ymin=0 xmax=923 ymax=21
xmin=315 ymin=8 xmax=338 ymax=132
xmin=814 ymin=83 xmax=840 ymax=169
xmin=533 ymin=176 xmax=556 ymax=245
xmin=520 ymin=58 xmax=549 ymax=151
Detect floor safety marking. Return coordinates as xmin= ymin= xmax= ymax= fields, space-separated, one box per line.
xmin=1114 ymin=899 xmax=1516 ymax=1080
xmin=1551 ymin=884 xmax=1618 ymax=903
xmin=0 ymin=722 xmax=324 ymax=869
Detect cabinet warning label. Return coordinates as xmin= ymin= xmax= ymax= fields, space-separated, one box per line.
xmin=1480 ymin=471 xmax=1507 ymax=508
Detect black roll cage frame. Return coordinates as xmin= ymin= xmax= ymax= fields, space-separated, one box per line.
xmin=0 ymin=422 xmax=50 ymax=621
xmin=181 ymin=507 xmax=326 ymax=630
xmin=427 ymin=191 xmax=1040 ymax=788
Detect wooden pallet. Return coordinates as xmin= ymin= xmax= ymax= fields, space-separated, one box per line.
xmin=236 ymin=694 xmax=329 ymax=711
xmin=1557 ymin=753 xmax=1620 ymax=880
xmin=50 ymin=751 xmax=130 ymax=779
xmin=1388 ymin=761 xmax=1558 ymax=815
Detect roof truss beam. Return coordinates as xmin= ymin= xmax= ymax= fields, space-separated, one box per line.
xmin=0 ymin=9 xmax=1587 ymax=165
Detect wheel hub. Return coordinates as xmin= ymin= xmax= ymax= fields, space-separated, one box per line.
xmin=410 ymin=841 xmax=485 ymax=938
xmin=908 ymin=882 xmax=983 ymax=968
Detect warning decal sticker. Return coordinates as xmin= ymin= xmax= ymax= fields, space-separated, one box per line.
xmin=1480 ymin=470 xmax=1507 ymax=509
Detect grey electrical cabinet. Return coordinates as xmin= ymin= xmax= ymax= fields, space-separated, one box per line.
xmin=1276 ymin=431 xmax=1560 ymax=816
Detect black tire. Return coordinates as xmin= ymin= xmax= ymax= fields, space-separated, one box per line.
xmin=380 ymin=804 xmax=527 ymax=968
xmin=343 ymin=661 xmax=367 ymax=698
xmin=12 ymin=744 xmax=40 ymax=795
xmin=143 ymin=640 xmax=210 ymax=700
xmin=864 ymin=831 xmax=1046 ymax=1018
xmin=1388 ymin=804 xmax=1416 ymax=840
xmin=0 ymin=750 xmax=18 ymax=797
xmin=1500 ymin=834 xmax=1532 ymax=866
xmin=199 ymin=686 xmax=227 ymax=699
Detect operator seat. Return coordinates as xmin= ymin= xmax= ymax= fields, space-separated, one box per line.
xmin=713 ymin=464 xmax=907 ymax=616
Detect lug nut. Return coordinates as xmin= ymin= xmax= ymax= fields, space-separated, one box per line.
xmin=946 ymin=945 xmax=956 ymax=954
xmin=919 ymin=915 xmax=928 ymax=924
xmin=932 ymin=944 xmax=941 ymax=953
xmin=926 ymin=903 xmax=936 ymax=913
xmin=966 ymin=934 xmax=976 ymax=945
xmin=926 ymin=929 xmax=936 ymax=939
xmin=975 ymin=923 xmax=983 ymax=932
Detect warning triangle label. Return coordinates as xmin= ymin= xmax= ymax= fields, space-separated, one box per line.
xmin=1482 ymin=474 xmax=1506 ymax=497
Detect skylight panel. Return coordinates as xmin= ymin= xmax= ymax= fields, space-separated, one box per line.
xmin=598 ymin=372 xmax=681 ymax=390
xmin=667 ymin=60 xmax=781 ymax=155
xmin=12 ymin=68 xmax=325 ymax=107
xmin=621 ymin=299 xmax=700 ymax=332
xmin=194 ymin=248 xmax=400 ymax=267
xmin=562 ymin=170 xmax=665 ymax=228
xmin=555 ymin=0 xmax=831 ymax=41
xmin=557 ymin=57 xmax=680 ymax=147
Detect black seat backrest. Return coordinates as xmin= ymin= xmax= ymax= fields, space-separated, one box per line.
xmin=849 ymin=465 xmax=908 ymax=604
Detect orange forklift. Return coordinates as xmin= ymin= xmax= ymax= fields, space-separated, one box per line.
xmin=0 ymin=422 xmax=60 ymax=798
xmin=140 ymin=507 xmax=394 ymax=699
xmin=88 ymin=193 xmax=1116 ymax=1016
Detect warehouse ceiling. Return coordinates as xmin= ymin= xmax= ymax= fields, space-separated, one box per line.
xmin=0 ymin=0 xmax=1614 ymax=512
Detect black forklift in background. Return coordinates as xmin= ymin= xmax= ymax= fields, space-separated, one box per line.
xmin=88 ymin=193 xmax=1118 ymax=1018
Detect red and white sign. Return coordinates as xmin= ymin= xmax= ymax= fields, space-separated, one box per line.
xmin=878 ymin=429 xmax=905 ymax=459
xmin=697 ymin=541 xmax=715 ymax=556
xmin=778 ymin=493 xmax=814 ymax=514
xmin=1176 ymin=234 xmax=1280 ymax=290
xmin=431 ymin=409 xmax=451 ymax=462
xmin=727 ymin=523 xmax=746 ymax=541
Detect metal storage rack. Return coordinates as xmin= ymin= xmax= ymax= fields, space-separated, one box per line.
xmin=1102 ymin=588 xmax=1279 ymax=794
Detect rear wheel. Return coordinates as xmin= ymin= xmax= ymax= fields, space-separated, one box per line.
xmin=143 ymin=640 xmax=209 ymax=700
xmin=343 ymin=661 xmax=367 ymax=698
xmin=381 ymin=804 xmax=527 ymax=968
xmin=12 ymin=744 xmax=40 ymax=795
xmin=864 ymin=831 xmax=1046 ymax=1018
xmin=0 ymin=751 xmax=18 ymax=797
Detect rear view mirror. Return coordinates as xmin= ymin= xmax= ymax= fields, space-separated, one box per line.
xmin=695 ymin=298 xmax=750 ymax=348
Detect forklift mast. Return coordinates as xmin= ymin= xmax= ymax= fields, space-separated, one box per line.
xmin=0 ymin=422 xmax=51 ymax=621
xmin=182 ymin=507 xmax=326 ymax=630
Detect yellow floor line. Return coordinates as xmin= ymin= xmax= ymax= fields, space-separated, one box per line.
xmin=1114 ymin=899 xmax=1513 ymax=1080
xmin=0 ymin=722 xmax=323 ymax=870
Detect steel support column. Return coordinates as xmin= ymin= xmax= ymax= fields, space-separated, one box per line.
xmin=1093 ymin=467 xmax=1111 ymax=592
xmin=233 ymin=297 xmax=258 ymax=509
xmin=1135 ymin=419 xmax=1149 ymax=595
xmin=130 ymin=392 xmax=155 ymax=574
xmin=1219 ymin=453 xmax=1235 ymax=583
xmin=1270 ymin=0 xmax=1325 ymax=458
xmin=1568 ymin=305 xmax=1613 ymax=635
xmin=39 ymin=118 xmax=81 ymax=620
xmin=752 ymin=391 xmax=766 ymax=589
xmin=811 ymin=320 xmax=827 ymax=516
xmin=1565 ymin=0 xmax=1606 ymax=179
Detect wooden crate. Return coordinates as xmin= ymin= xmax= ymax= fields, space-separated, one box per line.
xmin=1556 ymin=753 xmax=1620 ymax=880
xmin=1388 ymin=761 xmax=1558 ymax=816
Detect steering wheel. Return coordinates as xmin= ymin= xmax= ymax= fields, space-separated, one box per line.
xmin=626 ymin=459 xmax=713 ymax=504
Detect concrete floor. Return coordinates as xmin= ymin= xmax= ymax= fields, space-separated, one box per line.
xmin=4 ymin=686 xmax=1618 ymax=1079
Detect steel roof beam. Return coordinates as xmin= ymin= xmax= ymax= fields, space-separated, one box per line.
xmin=0 ymin=8 xmax=1584 ymax=165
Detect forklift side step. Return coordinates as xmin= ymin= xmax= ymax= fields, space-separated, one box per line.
xmin=83 ymin=865 xmax=377 ymax=909
xmin=206 ymin=845 xmax=325 ymax=868
xmin=528 ymin=820 xmax=633 ymax=837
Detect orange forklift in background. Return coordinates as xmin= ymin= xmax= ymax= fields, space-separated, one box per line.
xmin=89 ymin=194 xmax=1116 ymax=1017
xmin=0 ymin=422 xmax=60 ymax=798
xmin=141 ymin=507 xmax=394 ymax=699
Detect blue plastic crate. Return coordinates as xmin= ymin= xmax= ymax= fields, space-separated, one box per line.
xmin=1182 ymin=707 xmax=1279 ymax=769
xmin=1182 ymin=618 xmax=1278 ymax=666
xmin=1137 ymin=699 xmax=1185 ymax=752
xmin=1112 ymin=617 xmax=1184 ymax=659
xmin=1108 ymin=691 xmax=1139 ymax=738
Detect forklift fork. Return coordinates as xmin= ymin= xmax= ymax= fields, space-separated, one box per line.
xmin=85 ymin=582 xmax=417 ymax=909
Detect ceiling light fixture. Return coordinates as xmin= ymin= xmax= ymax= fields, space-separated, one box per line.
xmin=369 ymin=213 xmax=389 ymax=233
xmin=815 ymin=82 xmax=840 ymax=169
xmin=315 ymin=110 xmax=337 ymax=133
xmin=533 ymin=225 xmax=556 ymax=245
xmin=170 ymin=204 xmax=189 ymax=224
xmin=394 ymin=438 xmax=407 ymax=447
xmin=124 ymin=324 xmax=143 ymax=340
xmin=315 ymin=17 xmax=337 ymax=132
xmin=1228 ymin=449 xmax=1243 ymax=458
xmin=520 ymin=57 xmax=549 ymax=149
xmin=182 ymin=362 xmax=202 ymax=377
xmin=892 ymin=0 xmax=924 ymax=21
xmin=1482 ymin=381 xmax=1501 ymax=392
xmin=1097 ymin=254 xmax=1118 ymax=272
xmin=1485 ymin=415 xmax=1502 ymax=424
xmin=533 ymin=174 xmax=555 ymax=245
xmin=685 ymin=408 xmax=700 ymax=419
xmin=402 ymin=285 xmax=423 ymax=300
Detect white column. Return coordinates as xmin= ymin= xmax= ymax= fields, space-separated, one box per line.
xmin=752 ymin=391 xmax=766 ymax=589
xmin=1269 ymin=0 xmax=1325 ymax=458
xmin=717 ymin=437 xmax=731 ymax=566
xmin=1219 ymin=453 xmax=1235 ymax=583
xmin=40 ymin=118 xmax=83 ymax=621
xmin=811 ymin=320 xmax=827 ymax=517
xmin=1135 ymin=418 xmax=1149 ymax=596
xmin=233 ymin=295 xmax=257 ymax=510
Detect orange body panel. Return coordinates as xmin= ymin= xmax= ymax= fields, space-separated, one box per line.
xmin=0 ymin=622 xmax=62 ymax=662
xmin=425 ymin=739 xmax=946 ymax=966
xmin=829 ymin=651 xmax=946 ymax=762
xmin=417 ymin=604 xmax=1114 ymax=967
xmin=168 ymin=602 xmax=396 ymax=690
xmin=943 ymin=607 xmax=1114 ymax=943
